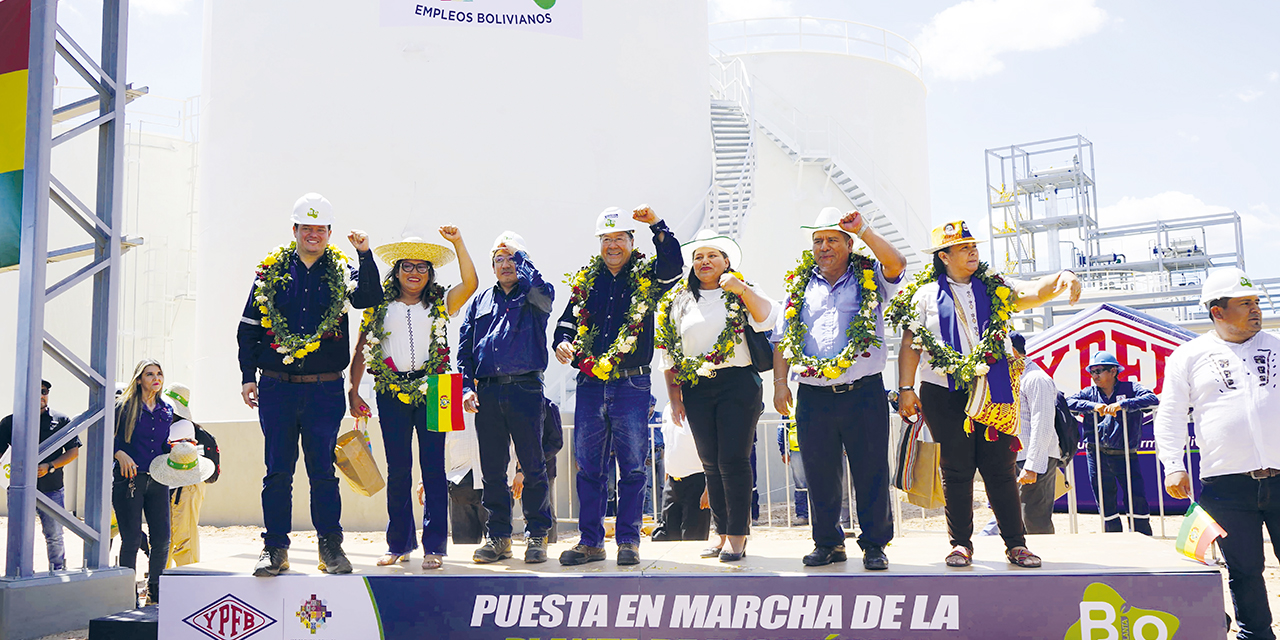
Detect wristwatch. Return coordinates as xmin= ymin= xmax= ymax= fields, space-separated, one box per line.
xmin=898 ymin=385 xmax=915 ymax=391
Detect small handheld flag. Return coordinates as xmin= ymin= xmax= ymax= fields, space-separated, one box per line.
xmin=424 ymin=373 xmax=465 ymax=433
xmin=1176 ymin=502 xmax=1227 ymax=564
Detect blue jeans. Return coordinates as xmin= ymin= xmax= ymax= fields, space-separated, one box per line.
xmin=377 ymin=390 xmax=448 ymax=555
xmin=112 ymin=469 xmax=170 ymax=588
xmin=257 ymin=376 xmax=346 ymax=549
xmin=1086 ymin=447 xmax=1152 ymax=535
xmin=795 ymin=376 xmax=893 ymax=550
xmin=1200 ymin=474 xmax=1280 ymax=640
xmin=573 ymin=373 xmax=650 ymax=547
xmin=475 ymin=379 xmax=553 ymax=539
xmin=38 ymin=488 xmax=66 ymax=570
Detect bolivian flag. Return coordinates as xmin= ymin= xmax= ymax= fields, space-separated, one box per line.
xmin=1176 ymin=502 xmax=1226 ymax=565
xmin=424 ymin=373 xmax=465 ymax=432
xmin=0 ymin=0 xmax=31 ymax=269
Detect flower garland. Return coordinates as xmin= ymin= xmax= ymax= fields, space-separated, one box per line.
xmin=563 ymin=251 xmax=658 ymax=380
xmin=655 ymin=273 xmax=749 ymax=386
xmin=254 ymin=242 xmax=355 ymax=364
xmin=885 ymin=262 xmax=1016 ymax=387
xmin=778 ymin=251 xmax=883 ymax=379
xmin=359 ymin=280 xmax=451 ymax=406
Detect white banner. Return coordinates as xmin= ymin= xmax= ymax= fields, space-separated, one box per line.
xmin=160 ymin=575 xmax=381 ymax=640
xmin=380 ymin=0 xmax=582 ymax=39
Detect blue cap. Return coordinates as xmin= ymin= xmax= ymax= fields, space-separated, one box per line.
xmin=1087 ymin=351 xmax=1124 ymax=373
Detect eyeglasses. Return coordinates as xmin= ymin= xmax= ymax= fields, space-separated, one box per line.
xmin=40 ymin=388 xmax=49 ymax=396
xmin=399 ymin=262 xmax=431 ymax=274
xmin=492 ymin=255 xmax=513 ymax=266
xmin=1088 ymin=367 xmax=1116 ymax=376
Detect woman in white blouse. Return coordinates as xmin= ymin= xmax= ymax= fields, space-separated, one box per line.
xmin=350 ymin=228 xmax=477 ymax=570
xmin=660 ymin=230 xmax=779 ymax=562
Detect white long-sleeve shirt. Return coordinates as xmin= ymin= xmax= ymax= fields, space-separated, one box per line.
xmin=1018 ymin=363 xmax=1060 ymax=474
xmin=1154 ymin=330 xmax=1280 ymax=478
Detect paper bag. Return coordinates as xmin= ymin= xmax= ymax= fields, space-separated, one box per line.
xmin=334 ymin=417 xmax=385 ymax=497
xmin=906 ymin=440 xmax=945 ymax=510
xmin=1054 ymin=467 xmax=1069 ymax=500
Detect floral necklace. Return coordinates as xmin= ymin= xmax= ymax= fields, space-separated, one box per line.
xmin=885 ymin=262 xmax=1016 ymax=387
xmin=360 ymin=281 xmax=451 ymax=405
xmin=564 ymin=250 xmax=657 ymax=380
xmin=655 ymin=273 xmax=749 ymax=386
xmin=778 ymin=251 xmax=883 ymax=379
xmin=254 ymin=242 xmax=354 ymax=365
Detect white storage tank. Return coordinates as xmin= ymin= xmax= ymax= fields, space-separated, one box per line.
xmin=196 ymin=0 xmax=711 ymax=420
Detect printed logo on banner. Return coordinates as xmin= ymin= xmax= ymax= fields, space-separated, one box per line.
xmin=1064 ymin=583 xmax=1180 ymax=639
xmin=296 ymin=594 xmax=333 ymax=634
xmin=182 ymin=594 xmax=278 ymax=640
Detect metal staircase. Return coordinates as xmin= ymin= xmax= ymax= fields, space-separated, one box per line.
xmin=707 ymin=99 xmax=755 ymax=237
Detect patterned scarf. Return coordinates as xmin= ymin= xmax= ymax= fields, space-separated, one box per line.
xmin=935 ymin=272 xmax=1015 ymax=404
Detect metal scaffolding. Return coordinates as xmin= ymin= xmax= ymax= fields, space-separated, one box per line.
xmin=6 ymin=0 xmax=127 ymax=579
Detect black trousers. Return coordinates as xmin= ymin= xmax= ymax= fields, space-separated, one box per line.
xmin=795 ymin=376 xmax=893 ymax=550
xmin=448 ymin=471 xmax=488 ymax=545
xmin=112 ymin=468 xmax=170 ymax=589
xmin=919 ymin=382 xmax=1026 ymax=552
xmin=652 ymin=473 xmax=711 ymax=541
xmin=682 ymin=367 xmax=762 ymax=537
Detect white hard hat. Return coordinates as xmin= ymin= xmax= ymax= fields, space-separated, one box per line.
xmin=1200 ymin=267 xmax=1261 ymax=306
xmin=594 ymin=207 xmax=646 ymax=236
xmin=290 ymin=193 xmax=335 ymax=226
xmin=490 ymin=231 xmax=526 ymax=255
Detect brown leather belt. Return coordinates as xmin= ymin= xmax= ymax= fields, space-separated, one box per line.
xmin=1249 ymin=468 xmax=1280 ymax=480
xmin=260 ymin=370 xmax=342 ymax=384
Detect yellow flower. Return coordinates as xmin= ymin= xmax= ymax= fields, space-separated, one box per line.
xmin=293 ymin=349 xmax=307 ymax=358
xmin=597 ymin=360 xmax=613 ymax=372
xmin=397 ymin=393 xmax=412 ymax=404
xmin=785 ymin=307 xmax=798 ymax=319
xmin=822 ymin=365 xmax=843 ymax=379
xmin=388 ymin=384 xmax=400 ymax=392
xmin=306 ymin=342 xmax=320 ymax=353
xmin=995 ymin=286 xmax=1011 ymax=300
xmin=260 ymin=318 xmax=272 ymax=329
xmin=258 ymin=305 xmax=269 ymax=315
xmin=262 ymin=255 xmax=277 ymax=266
xmin=837 ymin=358 xmax=852 ymax=368
xmin=592 ymin=364 xmax=609 ymax=379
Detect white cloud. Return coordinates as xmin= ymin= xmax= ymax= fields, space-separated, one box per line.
xmin=916 ymin=0 xmax=1109 ymax=81
xmin=1238 ymin=88 xmax=1264 ymax=102
xmin=1176 ymin=130 xmax=1199 ymax=143
xmin=1269 ymin=71 xmax=1279 ymax=83
xmin=1095 ymin=192 xmax=1274 ymax=270
xmin=132 ymin=0 xmax=192 ymax=16
xmin=709 ymin=0 xmax=794 ymax=22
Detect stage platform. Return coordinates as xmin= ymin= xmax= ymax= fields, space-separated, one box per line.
xmin=158 ymin=533 xmax=1224 ymax=640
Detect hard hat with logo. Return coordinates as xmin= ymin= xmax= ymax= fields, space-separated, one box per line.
xmin=594 ymin=207 xmax=646 ymax=236
xmin=1086 ymin=351 xmax=1124 ymax=374
xmin=1200 ymin=267 xmax=1260 ymax=307
xmin=290 ymin=192 xmax=335 ymax=226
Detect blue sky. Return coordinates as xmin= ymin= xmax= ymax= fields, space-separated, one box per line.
xmin=62 ymin=0 xmax=1280 ymax=276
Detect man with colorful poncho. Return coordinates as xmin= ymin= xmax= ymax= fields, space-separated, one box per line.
xmin=553 ymin=206 xmax=683 ymax=566
xmin=892 ymin=220 xmax=1080 ymax=569
xmin=771 ymin=206 xmax=906 ymax=570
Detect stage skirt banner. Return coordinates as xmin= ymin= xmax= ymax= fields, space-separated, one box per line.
xmin=0 ymin=0 xmax=32 ymax=269
xmin=380 ymin=0 xmax=582 ymax=39
xmin=159 ymin=571 xmax=1223 ymax=639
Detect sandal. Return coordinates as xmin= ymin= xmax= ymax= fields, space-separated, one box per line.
xmin=944 ymin=546 xmax=972 ymax=567
xmin=699 ymin=546 xmax=724 ymax=559
xmin=421 ymin=554 xmax=444 ymax=570
xmin=1006 ymin=546 xmax=1041 ymax=568
xmin=377 ymin=553 xmax=410 ymax=566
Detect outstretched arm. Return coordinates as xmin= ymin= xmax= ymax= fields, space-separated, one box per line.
xmin=1012 ymin=270 xmax=1082 ymax=310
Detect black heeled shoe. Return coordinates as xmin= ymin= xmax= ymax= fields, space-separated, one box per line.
xmin=719 ymin=539 xmax=748 ymax=562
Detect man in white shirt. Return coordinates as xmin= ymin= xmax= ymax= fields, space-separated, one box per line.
xmin=1156 ymin=267 xmax=1280 ymax=640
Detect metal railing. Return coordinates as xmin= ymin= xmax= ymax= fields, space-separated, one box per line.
xmin=709 ymin=17 xmax=922 ymax=79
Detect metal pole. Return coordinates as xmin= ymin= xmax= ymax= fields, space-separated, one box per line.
xmin=7 ymin=0 xmax=58 ymax=579
xmin=1121 ymin=408 xmax=1136 ymax=533
xmin=1157 ymin=457 xmax=1167 ymax=538
xmin=1066 ymin=457 xmax=1079 ymax=534
xmin=1092 ymin=410 xmax=1106 ymax=533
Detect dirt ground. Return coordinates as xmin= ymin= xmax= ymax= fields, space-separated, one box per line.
xmin=9 ymin=481 xmax=1274 ymax=639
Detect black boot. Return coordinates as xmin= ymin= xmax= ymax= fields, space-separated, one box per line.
xmin=317 ymin=533 xmax=353 ymax=574
xmin=253 ymin=546 xmax=290 ymax=577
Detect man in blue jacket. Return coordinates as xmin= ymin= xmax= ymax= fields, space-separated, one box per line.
xmin=1067 ymin=351 xmax=1159 ymax=535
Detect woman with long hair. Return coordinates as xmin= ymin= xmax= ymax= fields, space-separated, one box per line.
xmin=349 ymin=227 xmax=477 ymax=570
xmin=113 ymin=358 xmax=174 ymax=604
xmin=657 ymin=229 xmax=778 ymax=562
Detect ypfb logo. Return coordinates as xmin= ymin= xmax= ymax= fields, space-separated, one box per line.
xmin=1065 ymin=583 xmax=1180 ymax=639
xmin=296 ymin=594 xmax=333 ymax=634
xmin=183 ymin=594 xmax=277 ymax=640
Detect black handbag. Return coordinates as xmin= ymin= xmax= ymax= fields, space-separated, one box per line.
xmin=744 ymin=325 xmax=774 ymax=373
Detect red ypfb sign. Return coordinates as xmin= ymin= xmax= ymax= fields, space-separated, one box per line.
xmin=1025 ymin=303 xmax=1197 ymax=395
xmin=182 ymin=594 xmax=277 ymax=640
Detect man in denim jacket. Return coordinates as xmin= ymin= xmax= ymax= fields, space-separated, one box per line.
xmin=1067 ymin=351 xmax=1159 ymax=534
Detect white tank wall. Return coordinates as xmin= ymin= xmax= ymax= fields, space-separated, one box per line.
xmin=735 ymin=51 xmax=931 ymax=251
xmin=197 ymin=1 xmax=711 ymax=421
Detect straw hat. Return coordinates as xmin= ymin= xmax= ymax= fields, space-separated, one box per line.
xmin=681 ymin=229 xmax=742 ymax=269
xmin=164 ymin=383 xmax=193 ymax=421
xmin=374 ymin=237 xmax=456 ymax=269
xmin=290 ymin=193 xmax=335 ymax=226
xmin=800 ymin=206 xmax=852 ymax=238
xmin=149 ymin=440 xmax=215 ymax=487
xmin=595 ymin=207 xmax=646 ymax=236
xmin=923 ymin=220 xmax=985 ymax=254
